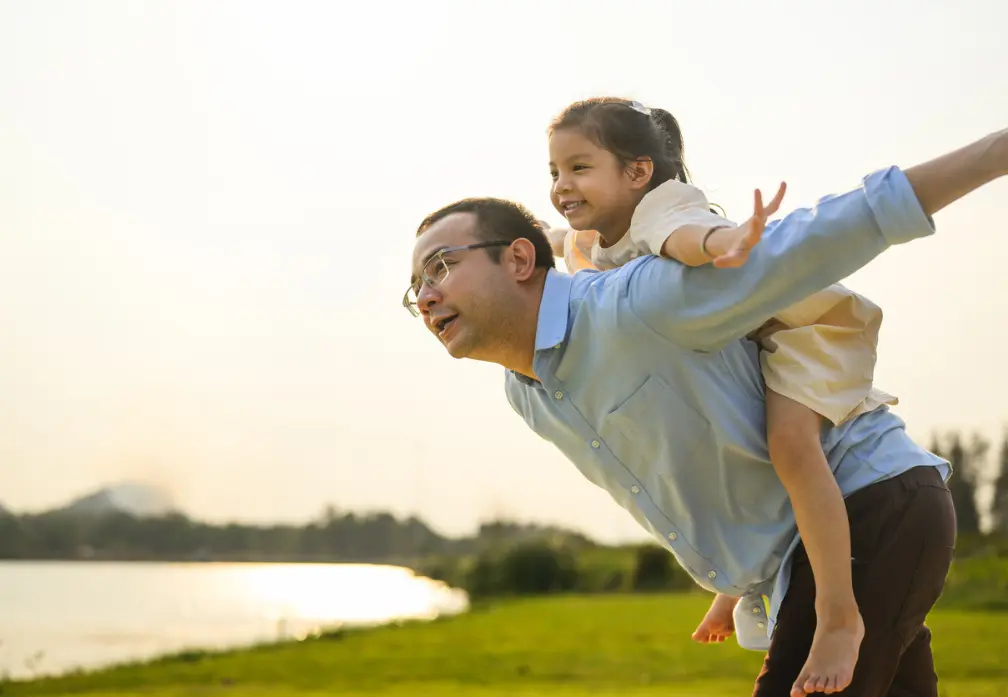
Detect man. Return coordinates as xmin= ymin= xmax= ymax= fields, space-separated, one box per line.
xmin=404 ymin=128 xmax=1007 ymax=696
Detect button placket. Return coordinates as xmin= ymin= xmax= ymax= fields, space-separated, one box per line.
xmin=530 ymin=370 xmax=725 ymax=597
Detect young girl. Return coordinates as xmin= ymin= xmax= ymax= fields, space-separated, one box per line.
xmin=545 ymin=97 xmax=896 ymax=696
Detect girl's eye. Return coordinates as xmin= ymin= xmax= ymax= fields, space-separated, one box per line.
xmin=573 ymin=164 xmax=589 ymax=172
xmin=549 ymin=171 xmax=558 ymax=180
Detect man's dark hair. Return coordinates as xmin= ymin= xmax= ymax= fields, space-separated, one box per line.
xmin=416 ymin=197 xmax=556 ymax=270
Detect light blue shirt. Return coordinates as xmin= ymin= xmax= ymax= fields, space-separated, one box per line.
xmin=504 ymin=166 xmax=950 ymax=650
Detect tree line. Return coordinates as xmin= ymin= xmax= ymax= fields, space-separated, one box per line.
xmin=931 ymin=430 xmax=1008 ymax=536
xmin=0 ymin=505 xmax=590 ymax=563
xmin=0 ymin=429 xmax=1006 ymax=563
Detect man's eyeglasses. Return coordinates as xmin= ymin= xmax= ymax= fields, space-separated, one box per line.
xmin=403 ymin=241 xmax=511 ymax=317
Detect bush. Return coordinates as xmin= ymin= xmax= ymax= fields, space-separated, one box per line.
xmin=573 ymin=546 xmax=634 ymax=593
xmin=464 ymin=541 xmax=578 ymax=598
xmin=416 ymin=557 xmax=467 ymax=588
xmin=417 ymin=543 xmax=1008 ymax=603
xmin=937 ymin=555 xmax=1008 ymax=611
xmin=631 ymin=544 xmax=694 ymax=592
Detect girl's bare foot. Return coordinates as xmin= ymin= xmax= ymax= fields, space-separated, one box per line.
xmin=791 ymin=612 xmax=865 ymax=696
xmin=691 ymin=593 xmax=738 ymax=644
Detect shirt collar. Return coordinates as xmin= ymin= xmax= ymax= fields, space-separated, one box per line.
xmin=507 ymin=268 xmax=572 ymax=387
xmin=535 ymin=268 xmax=572 ymax=352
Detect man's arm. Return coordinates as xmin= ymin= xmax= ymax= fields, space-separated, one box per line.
xmin=904 ymin=127 xmax=1008 ymax=216
xmin=627 ymin=127 xmax=1008 ymax=351
xmin=625 ymin=166 xmax=933 ymax=351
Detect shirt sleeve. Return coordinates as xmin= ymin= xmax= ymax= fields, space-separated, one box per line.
xmin=623 ymin=166 xmax=936 ymax=352
xmin=629 ymin=180 xmax=736 ymax=256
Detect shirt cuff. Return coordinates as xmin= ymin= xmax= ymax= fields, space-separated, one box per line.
xmin=733 ymin=595 xmax=772 ymax=651
xmin=864 ymin=165 xmax=937 ymax=246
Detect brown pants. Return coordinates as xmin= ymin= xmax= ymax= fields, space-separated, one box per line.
xmin=752 ymin=466 xmax=957 ymax=697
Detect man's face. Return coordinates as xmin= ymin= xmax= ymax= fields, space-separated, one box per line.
xmin=410 ymin=212 xmax=511 ymax=361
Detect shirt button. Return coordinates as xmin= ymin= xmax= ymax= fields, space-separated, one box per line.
xmin=591 ymin=440 xmax=600 ymax=449
xmin=630 ymin=485 xmax=640 ymax=494
xmin=757 ymin=622 xmax=765 ymax=629
xmin=707 ymin=570 xmax=717 ymax=580
xmin=554 ymin=390 xmax=563 ymax=400
xmin=752 ymin=607 xmax=762 ymax=615
xmin=667 ymin=532 xmax=677 ymax=541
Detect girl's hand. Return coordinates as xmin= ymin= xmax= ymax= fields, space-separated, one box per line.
xmin=712 ymin=182 xmax=787 ymax=268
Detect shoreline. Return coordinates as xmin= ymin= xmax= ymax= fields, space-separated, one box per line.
xmin=4 ymin=595 xmax=1005 ymax=696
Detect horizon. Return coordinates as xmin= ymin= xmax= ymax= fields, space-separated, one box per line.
xmin=0 ymin=479 xmax=605 ymax=540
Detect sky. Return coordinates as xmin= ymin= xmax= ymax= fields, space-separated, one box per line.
xmin=1 ymin=0 xmax=1007 ymax=542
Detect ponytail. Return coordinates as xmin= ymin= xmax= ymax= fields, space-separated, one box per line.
xmin=649 ymin=108 xmax=691 ymax=185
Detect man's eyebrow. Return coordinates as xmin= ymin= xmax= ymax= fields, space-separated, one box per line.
xmin=422 ymin=246 xmax=449 ymax=265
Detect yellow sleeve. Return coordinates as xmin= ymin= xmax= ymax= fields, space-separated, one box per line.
xmin=563 ymin=229 xmax=600 ymax=273
xmin=773 ymin=284 xmax=881 ymax=331
xmin=760 ymin=285 xmax=897 ymax=425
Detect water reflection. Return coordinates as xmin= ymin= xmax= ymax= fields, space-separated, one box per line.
xmin=0 ymin=561 xmax=468 ymax=679
xmin=239 ymin=563 xmax=464 ymax=627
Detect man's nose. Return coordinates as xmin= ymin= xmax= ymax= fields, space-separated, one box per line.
xmin=416 ymin=282 xmax=441 ymax=319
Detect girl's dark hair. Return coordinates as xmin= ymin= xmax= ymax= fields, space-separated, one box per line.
xmin=549 ymin=97 xmax=691 ymax=192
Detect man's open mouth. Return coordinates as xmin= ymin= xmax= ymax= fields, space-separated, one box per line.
xmin=436 ymin=315 xmax=457 ymax=336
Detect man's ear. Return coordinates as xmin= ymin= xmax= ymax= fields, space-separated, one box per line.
xmin=509 ymin=238 xmax=539 ymax=281
xmin=627 ymin=157 xmax=654 ymax=191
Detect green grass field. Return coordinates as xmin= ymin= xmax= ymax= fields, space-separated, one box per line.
xmin=5 ymin=594 xmax=1006 ymax=697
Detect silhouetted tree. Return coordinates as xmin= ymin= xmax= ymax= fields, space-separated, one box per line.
xmin=939 ymin=432 xmax=985 ymax=535
xmin=991 ymin=431 xmax=1008 ymax=536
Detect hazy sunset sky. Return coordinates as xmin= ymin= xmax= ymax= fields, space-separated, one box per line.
xmin=2 ymin=0 xmax=1006 ymax=542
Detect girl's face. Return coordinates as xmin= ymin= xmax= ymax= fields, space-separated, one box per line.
xmin=548 ymin=127 xmax=648 ymax=243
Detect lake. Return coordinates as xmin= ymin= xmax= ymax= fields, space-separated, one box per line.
xmin=0 ymin=561 xmax=469 ymax=680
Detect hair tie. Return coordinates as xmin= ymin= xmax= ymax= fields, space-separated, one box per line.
xmin=629 ymin=100 xmax=652 ymax=116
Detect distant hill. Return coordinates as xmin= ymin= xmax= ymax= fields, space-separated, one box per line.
xmin=0 ymin=484 xmax=600 ymax=563
xmin=0 ymin=495 xmax=605 ymax=562
xmin=50 ymin=482 xmax=178 ymax=518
